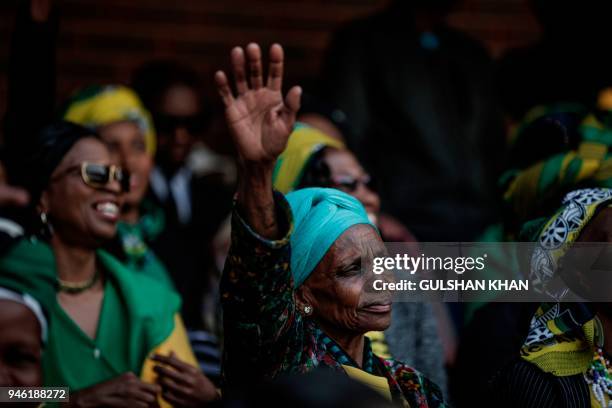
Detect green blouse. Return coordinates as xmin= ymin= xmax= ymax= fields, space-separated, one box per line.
xmin=0 ymin=237 xmax=180 ymax=391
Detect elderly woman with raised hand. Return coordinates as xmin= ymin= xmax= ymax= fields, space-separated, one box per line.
xmin=0 ymin=122 xmax=217 ymax=407
xmin=271 ymin=123 xmax=448 ymax=392
xmin=216 ymin=43 xmax=446 ymax=407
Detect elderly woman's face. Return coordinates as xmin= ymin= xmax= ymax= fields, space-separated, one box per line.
xmin=300 ymin=224 xmax=392 ymax=333
xmin=98 ymin=121 xmax=152 ymax=208
xmin=41 ymin=138 xmax=122 ymax=247
xmin=0 ymin=300 xmax=42 ymax=389
xmin=323 ymin=149 xmax=381 ymax=223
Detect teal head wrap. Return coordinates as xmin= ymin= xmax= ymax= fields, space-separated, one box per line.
xmin=285 ymin=188 xmax=378 ymax=287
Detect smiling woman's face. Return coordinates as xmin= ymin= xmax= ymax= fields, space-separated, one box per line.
xmin=40 ymin=138 xmax=122 ymax=248
xmin=299 ymin=224 xmax=392 ymax=334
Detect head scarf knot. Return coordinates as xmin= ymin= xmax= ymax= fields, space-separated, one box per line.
xmin=285 ymin=188 xmax=377 ymax=287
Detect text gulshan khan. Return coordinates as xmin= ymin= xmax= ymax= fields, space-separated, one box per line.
xmin=370 ymin=254 xmax=528 ymax=292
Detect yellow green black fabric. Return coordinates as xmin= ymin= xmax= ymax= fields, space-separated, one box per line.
xmin=272 ymin=123 xmax=344 ymax=194
xmin=62 ymin=85 xmax=156 ymax=155
xmin=521 ymin=188 xmax=612 ymax=378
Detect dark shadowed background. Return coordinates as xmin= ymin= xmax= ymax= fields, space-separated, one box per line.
xmin=0 ymin=0 xmax=539 ymax=126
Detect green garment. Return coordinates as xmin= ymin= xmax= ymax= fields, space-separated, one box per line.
xmin=116 ymin=201 xmax=173 ymax=288
xmin=0 ymin=237 xmax=180 ymax=391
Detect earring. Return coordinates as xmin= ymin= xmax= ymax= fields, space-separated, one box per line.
xmin=39 ymin=211 xmax=53 ymax=238
xmin=303 ymin=305 xmax=313 ymax=316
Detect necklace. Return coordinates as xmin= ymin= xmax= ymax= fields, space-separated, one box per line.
xmin=57 ymin=269 xmax=99 ymax=294
xmin=584 ymin=348 xmax=612 ymax=407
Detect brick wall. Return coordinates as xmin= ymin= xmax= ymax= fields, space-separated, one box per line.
xmin=0 ymin=0 xmax=540 ymax=126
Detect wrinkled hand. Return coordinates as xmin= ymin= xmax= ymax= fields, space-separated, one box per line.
xmin=152 ymin=352 xmax=218 ymax=407
xmin=215 ymin=43 xmax=301 ymax=168
xmin=70 ymin=372 xmax=160 ymax=408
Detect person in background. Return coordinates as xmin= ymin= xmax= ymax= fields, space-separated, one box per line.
xmin=288 ymin=93 xmax=416 ymax=242
xmin=132 ymin=61 xmax=233 ymax=340
xmin=492 ymin=188 xmax=612 ymax=407
xmin=320 ymin=0 xmax=505 ymax=243
xmin=453 ymin=95 xmax=612 ymax=407
xmin=216 ymin=41 xmax=446 ymax=407
xmin=0 ymin=287 xmax=46 ymax=391
xmin=0 ymin=122 xmax=218 ymax=407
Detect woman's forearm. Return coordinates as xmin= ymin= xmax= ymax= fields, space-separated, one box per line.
xmin=235 ymin=164 xmax=280 ymax=240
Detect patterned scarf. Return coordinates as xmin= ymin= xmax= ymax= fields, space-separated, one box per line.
xmin=522 ymin=188 xmax=612 ymax=378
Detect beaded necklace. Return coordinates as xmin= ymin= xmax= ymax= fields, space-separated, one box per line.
xmin=584 ymin=348 xmax=612 ymax=407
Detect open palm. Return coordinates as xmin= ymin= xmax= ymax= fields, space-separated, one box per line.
xmin=215 ymin=43 xmax=301 ymax=165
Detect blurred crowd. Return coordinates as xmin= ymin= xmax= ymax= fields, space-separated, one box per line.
xmin=2 ymin=0 xmax=612 ymax=407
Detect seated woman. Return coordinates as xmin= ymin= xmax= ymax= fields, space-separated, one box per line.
xmin=492 ymin=188 xmax=612 ymax=407
xmin=215 ymin=42 xmax=446 ymax=407
xmin=271 ymin=122 xmax=448 ymax=391
xmin=0 ymin=122 xmax=217 ymax=406
xmin=0 ymin=286 xmax=46 ymax=389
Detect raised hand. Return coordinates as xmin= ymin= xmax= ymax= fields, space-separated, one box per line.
xmin=215 ymin=43 xmax=301 ymax=168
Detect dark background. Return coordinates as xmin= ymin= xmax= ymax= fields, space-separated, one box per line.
xmin=0 ymin=0 xmax=539 ymax=123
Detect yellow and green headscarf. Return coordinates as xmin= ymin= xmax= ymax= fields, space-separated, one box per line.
xmin=502 ymin=90 xmax=612 ymax=234
xmin=272 ymin=123 xmax=344 ymax=194
xmin=62 ymin=85 xmax=156 ymax=155
xmin=522 ymin=188 xmax=612 ymax=379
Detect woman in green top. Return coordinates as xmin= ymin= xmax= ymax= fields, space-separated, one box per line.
xmin=0 ymin=122 xmax=217 ymax=406
xmin=62 ymin=85 xmax=171 ymax=286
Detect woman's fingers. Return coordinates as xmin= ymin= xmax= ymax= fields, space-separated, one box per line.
xmin=129 ymin=389 xmax=157 ymax=405
xmin=230 ymin=47 xmax=248 ymax=95
xmin=151 ymin=353 xmax=194 ymax=372
xmin=246 ymin=43 xmax=264 ymax=89
xmin=137 ymin=381 xmax=161 ymax=396
xmin=158 ymin=373 xmax=192 ymax=397
xmin=161 ymin=388 xmax=189 ymax=407
xmin=153 ymin=364 xmax=191 ymax=386
xmin=128 ymin=379 xmax=159 ymax=406
xmin=214 ymin=71 xmax=234 ymax=107
xmin=267 ymin=43 xmax=284 ymax=91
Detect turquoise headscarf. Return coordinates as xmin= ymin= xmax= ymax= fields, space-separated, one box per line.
xmin=285 ymin=188 xmax=378 ymax=287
